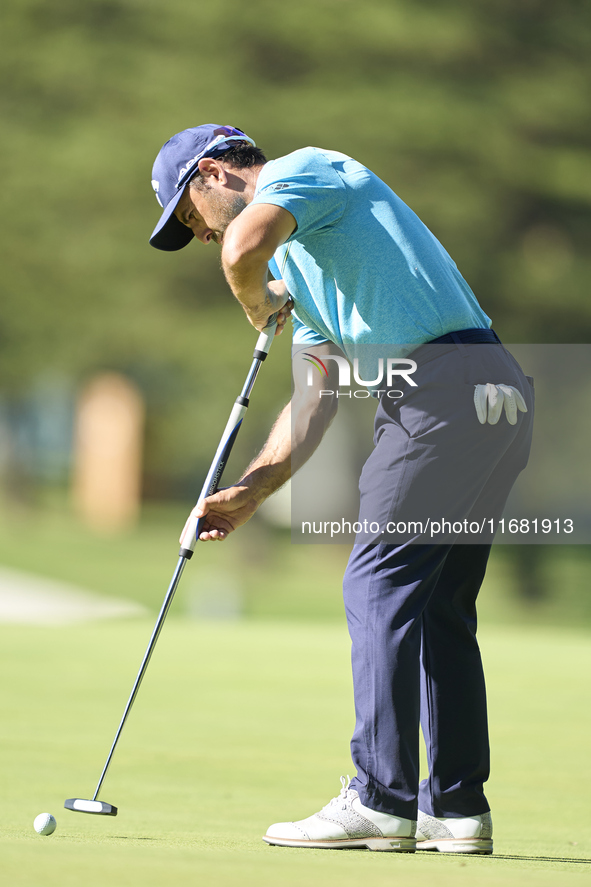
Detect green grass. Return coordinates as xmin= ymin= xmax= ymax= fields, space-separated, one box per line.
xmin=1 ymin=618 xmax=590 ymax=886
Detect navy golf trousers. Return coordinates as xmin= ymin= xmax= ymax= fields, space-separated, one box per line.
xmin=343 ymin=331 xmax=534 ymax=820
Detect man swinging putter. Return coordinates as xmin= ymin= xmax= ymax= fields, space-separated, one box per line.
xmin=149 ymin=123 xmax=533 ymax=854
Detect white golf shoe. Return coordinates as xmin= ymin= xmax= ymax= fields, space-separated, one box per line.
xmin=416 ymin=810 xmax=493 ymax=854
xmin=263 ymin=777 xmax=416 ymax=851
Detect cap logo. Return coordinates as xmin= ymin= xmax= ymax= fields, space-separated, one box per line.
xmin=151 ymin=179 xmax=163 ymax=208
xmin=178 ymin=152 xmax=205 ymax=183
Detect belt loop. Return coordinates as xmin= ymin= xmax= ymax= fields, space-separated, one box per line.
xmin=451 ymin=332 xmax=469 ymax=357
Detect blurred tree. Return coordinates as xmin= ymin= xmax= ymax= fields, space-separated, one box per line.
xmin=0 ymin=0 xmax=590 ymax=491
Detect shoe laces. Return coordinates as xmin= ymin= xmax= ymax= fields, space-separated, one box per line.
xmin=322 ymin=775 xmax=354 ymax=813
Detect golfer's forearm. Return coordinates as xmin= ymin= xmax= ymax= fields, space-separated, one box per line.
xmin=240 ymin=396 xmax=336 ymax=503
xmin=222 ymin=204 xmax=296 ymax=326
xmin=222 ymin=246 xmax=273 ymax=322
xmin=240 ymin=458 xmax=289 ymax=506
xmin=239 ymin=402 xmax=291 ymax=501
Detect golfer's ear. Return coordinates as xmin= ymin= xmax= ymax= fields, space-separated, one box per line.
xmin=197 ymin=157 xmax=226 ymax=183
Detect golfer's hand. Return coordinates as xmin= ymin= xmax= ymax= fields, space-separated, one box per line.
xmin=474 ymin=383 xmax=528 ymax=425
xmin=180 ymin=484 xmax=261 ymax=543
xmin=272 ymin=292 xmax=294 ymax=337
xmin=242 ymin=281 xmax=292 ymax=334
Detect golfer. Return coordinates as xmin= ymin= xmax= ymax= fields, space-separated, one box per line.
xmin=149 ymin=124 xmax=534 ymax=854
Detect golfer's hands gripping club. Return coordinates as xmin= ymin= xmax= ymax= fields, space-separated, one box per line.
xmin=180 ymin=484 xmax=261 ymax=544
xmin=241 ymin=280 xmax=293 ymax=334
xmin=274 ymin=296 xmax=293 ymax=336
xmin=474 ymin=383 xmax=528 ymax=425
xmin=269 ymin=283 xmax=293 ymax=337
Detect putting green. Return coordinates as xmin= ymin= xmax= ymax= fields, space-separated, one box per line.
xmin=0 ymin=618 xmax=589 ymax=886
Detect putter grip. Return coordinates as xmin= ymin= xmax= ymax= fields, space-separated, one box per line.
xmin=254 ymin=312 xmax=279 ymax=356
xmin=179 ymin=513 xmax=200 ymax=551
xmin=179 ymin=400 xmax=247 ymax=556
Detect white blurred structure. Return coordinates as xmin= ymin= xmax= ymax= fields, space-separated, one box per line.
xmin=0 ymin=566 xmax=146 ymax=625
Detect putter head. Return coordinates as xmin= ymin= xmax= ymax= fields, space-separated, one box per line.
xmin=64 ymin=798 xmax=118 ymax=816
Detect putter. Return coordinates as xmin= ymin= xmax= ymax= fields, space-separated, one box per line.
xmin=65 ymin=315 xmax=278 ymax=817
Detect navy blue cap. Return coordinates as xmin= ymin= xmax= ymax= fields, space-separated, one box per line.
xmin=149 ymin=124 xmax=256 ymax=251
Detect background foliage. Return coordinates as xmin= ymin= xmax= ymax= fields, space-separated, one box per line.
xmin=2 ymin=0 xmax=590 ymax=487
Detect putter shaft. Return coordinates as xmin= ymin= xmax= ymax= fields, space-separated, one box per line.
xmin=92 ymin=556 xmax=187 ymax=801
xmin=76 ymin=317 xmax=278 ymax=809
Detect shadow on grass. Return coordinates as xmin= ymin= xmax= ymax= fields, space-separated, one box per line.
xmin=428 ymin=852 xmax=591 ymax=865
xmin=108 ymin=836 xmax=156 ymax=841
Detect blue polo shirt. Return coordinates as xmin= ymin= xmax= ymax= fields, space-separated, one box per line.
xmin=250 ymin=147 xmax=490 ymax=362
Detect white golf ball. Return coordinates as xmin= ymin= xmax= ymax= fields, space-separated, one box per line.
xmin=34 ymin=812 xmax=57 ymax=836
